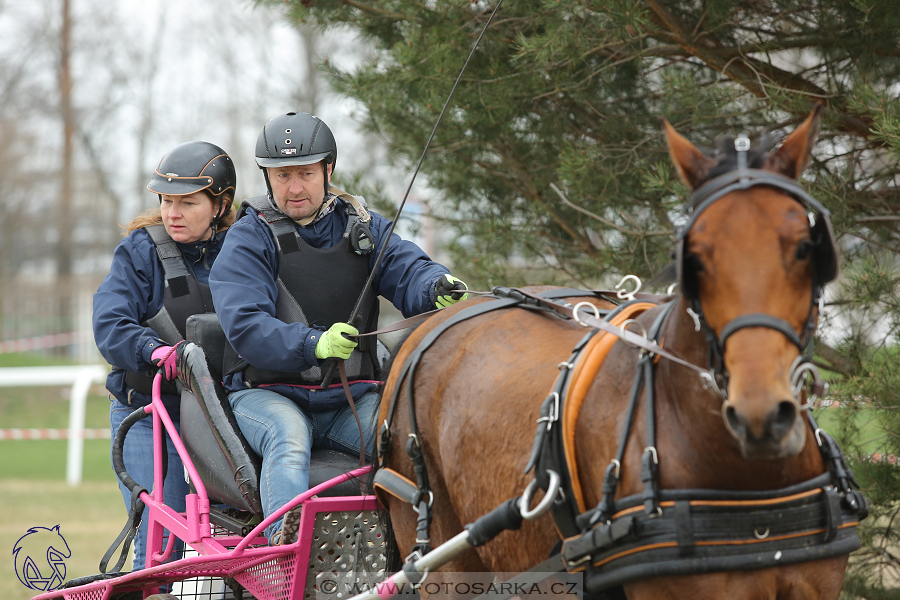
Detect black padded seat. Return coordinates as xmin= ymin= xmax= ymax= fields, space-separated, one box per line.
xmin=178 ymin=316 xmax=368 ymax=516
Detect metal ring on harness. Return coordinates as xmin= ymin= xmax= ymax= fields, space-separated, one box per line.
xmin=572 ymin=302 xmax=601 ymax=327
xmin=754 ymin=527 xmax=770 ymax=539
xmin=666 ymin=283 xmax=678 ymax=296
xmin=789 ymin=357 xmax=826 ymax=410
xmin=618 ymin=319 xmax=648 ymax=349
xmin=519 ymin=470 xmax=561 ymax=521
xmin=615 ymin=274 xmax=642 ymax=301
xmin=410 ymin=491 xmax=434 ymax=514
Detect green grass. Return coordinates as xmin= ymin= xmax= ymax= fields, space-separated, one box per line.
xmin=1 ymin=440 xmax=116 ymax=482
xmin=813 ymin=406 xmax=885 ymax=455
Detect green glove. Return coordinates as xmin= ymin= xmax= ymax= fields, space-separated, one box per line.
xmin=314 ymin=322 xmax=359 ymax=360
xmin=434 ymin=274 xmax=469 ymax=309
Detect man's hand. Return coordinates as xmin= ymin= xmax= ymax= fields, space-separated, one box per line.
xmin=315 ymin=323 xmax=359 ymax=360
xmin=151 ymin=345 xmax=179 ymax=380
xmin=434 ymin=274 xmax=469 ymax=309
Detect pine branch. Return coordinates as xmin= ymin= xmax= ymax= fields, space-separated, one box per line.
xmin=641 ymin=0 xmax=874 ymax=140
xmin=339 ymin=0 xmax=407 ymax=20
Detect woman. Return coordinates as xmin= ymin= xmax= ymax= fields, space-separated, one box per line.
xmin=93 ymin=141 xmax=236 ymax=571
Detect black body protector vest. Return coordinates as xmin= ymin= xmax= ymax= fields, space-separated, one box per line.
xmin=123 ymin=225 xmax=215 ymax=397
xmin=235 ymin=193 xmax=380 ymax=387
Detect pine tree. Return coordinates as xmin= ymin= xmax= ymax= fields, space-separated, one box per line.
xmin=267 ymin=0 xmax=900 ymax=593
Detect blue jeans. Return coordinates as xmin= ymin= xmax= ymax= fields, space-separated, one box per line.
xmin=228 ymin=388 xmax=379 ymax=541
xmin=110 ymin=400 xmax=188 ymax=570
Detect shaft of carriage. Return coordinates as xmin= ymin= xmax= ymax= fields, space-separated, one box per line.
xmin=348 ymin=493 xmax=544 ymax=600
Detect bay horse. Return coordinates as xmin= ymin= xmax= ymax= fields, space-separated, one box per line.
xmin=378 ymin=107 xmax=859 ymax=600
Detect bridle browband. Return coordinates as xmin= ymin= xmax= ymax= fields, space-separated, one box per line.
xmin=675 ymin=136 xmax=838 ymax=399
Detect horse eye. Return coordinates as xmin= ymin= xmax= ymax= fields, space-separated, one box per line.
xmin=685 ymin=253 xmax=705 ymax=273
xmin=795 ymin=240 xmax=813 ymax=261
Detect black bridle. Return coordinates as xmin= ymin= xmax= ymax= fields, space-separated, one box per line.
xmin=674 ymin=136 xmax=838 ymax=399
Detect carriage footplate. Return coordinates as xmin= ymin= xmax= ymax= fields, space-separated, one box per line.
xmin=305 ymin=509 xmax=390 ymax=598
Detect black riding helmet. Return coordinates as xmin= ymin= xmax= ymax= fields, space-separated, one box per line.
xmin=255 ymin=112 xmax=337 ymax=197
xmin=147 ymin=141 xmax=236 ymax=241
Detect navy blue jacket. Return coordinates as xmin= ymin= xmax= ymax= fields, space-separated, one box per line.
xmin=209 ymin=197 xmax=449 ymax=411
xmin=93 ymin=227 xmax=226 ymax=410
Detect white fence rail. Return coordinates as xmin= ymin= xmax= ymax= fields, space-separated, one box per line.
xmin=0 ymin=365 xmax=109 ymax=485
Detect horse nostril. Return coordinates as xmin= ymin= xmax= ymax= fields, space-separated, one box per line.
xmin=768 ymin=400 xmax=797 ymax=442
xmin=724 ymin=403 xmax=746 ymax=438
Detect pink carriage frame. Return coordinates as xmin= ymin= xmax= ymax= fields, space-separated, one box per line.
xmin=31 ymin=374 xmax=382 ymax=600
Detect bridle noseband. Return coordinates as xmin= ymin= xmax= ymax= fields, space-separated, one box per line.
xmin=674 ymin=136 xmax=838 ymax=400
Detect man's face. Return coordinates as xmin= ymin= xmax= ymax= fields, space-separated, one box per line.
xmin=268 ymin=162 xmax=332 ymax=222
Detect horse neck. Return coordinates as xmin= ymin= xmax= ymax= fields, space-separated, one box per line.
xmin=655 ymin=297 xmax=826 ymax=490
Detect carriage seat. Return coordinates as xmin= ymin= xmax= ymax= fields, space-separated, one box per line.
xmin=177 ymin=314 xmax=366 ymax=516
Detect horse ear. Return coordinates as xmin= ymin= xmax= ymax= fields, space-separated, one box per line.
xmin=663 ymin=119 xmax=716 ymax=189
xmin=763 ymin=104 xmax=824 ymax=178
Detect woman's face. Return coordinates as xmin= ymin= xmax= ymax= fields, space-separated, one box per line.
xmin=160 ymin=192 xmax=217 ymax=243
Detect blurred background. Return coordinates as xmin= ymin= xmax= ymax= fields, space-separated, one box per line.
xmin=0 ymin=2 xmax=418 ymax=596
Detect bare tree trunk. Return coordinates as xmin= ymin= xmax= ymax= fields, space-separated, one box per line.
xmin=294 ymin=23 xmax=321 ymax=113
xmin=133 ymin=3 xmax=168 ymax=207
xmin=58 ymin=0 xmax=74 ymax=336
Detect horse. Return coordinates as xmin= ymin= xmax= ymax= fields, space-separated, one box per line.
xmin=377 ymin=106 xmax=859 ymax=600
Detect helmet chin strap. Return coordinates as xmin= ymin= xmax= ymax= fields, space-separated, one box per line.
xmin=207 ymin=192 xmax=230 ymax=243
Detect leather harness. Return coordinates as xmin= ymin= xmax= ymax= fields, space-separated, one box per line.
xmin=374 ymin=286 xmax=867 ymax=594
xmin=373 ymin=143 xmax=864 ymax=594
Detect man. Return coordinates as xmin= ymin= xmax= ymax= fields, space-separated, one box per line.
xmin=209 ymin=111 xmax=468 ymax=545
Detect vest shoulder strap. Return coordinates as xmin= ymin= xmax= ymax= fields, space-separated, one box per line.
xmin=240 ymin=195 xmax=302 ymax=255
xmin=145 ymin=225 xmax=191 ymax=298
xmin=329 ymin=185 xmax=371 ymax=223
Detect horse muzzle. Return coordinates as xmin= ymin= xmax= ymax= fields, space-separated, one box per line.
xmin=720 ymin=357 xmax=824 ymax=459
xmin=722 ymin=396 xmax=806 ymax=459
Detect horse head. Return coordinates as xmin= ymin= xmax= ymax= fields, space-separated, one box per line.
xmin=664 ymin=106 xmax=837 ymax=460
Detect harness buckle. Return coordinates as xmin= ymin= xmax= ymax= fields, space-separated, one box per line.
xmin=410 ymin=491 xmax=434 ymax=514
xmin=610 ymin=459 xmax=621 ymax=479
xmin=405 ymin=548 xmax=424 ymax=564
xmin=535 ymin=392 xmax=560 ymax=431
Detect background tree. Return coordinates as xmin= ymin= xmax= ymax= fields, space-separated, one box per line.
xmin=268 ymin=0 xmax=900 ymax=594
